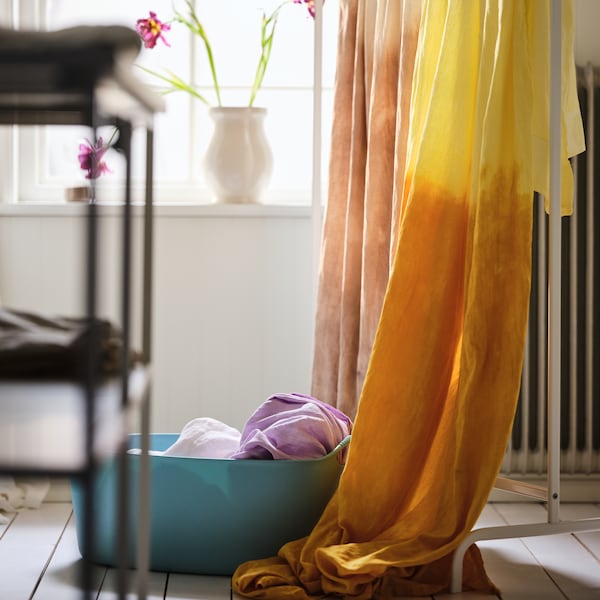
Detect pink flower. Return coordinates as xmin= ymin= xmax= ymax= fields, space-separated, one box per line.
xmin=78 ymin=137 xmax=112 ymax=180
xmin=136 ymin=11 xmax=171 ymax=49
xmin=293 ymin=0 xmax=324 ymax=19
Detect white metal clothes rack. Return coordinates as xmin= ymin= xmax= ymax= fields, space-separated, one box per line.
xmin=450 ymin=0 xmax=600 ymax=593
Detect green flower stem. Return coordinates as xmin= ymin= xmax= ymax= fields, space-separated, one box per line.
xmin=174 ymin=0 xmax=222 ymax=106
xmin=248 ymin=2 xmax=289 ymax=107
xmin=138 ymin=64 xmax=212 ymax=105
xmin=139 ymin=0 xmax=314 ymax=107
xmin=105 ymin=127 xmax=119 ymax=147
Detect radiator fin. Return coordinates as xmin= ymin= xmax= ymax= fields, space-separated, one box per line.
xmin=502 ymin=64 xmax=600 ymax=476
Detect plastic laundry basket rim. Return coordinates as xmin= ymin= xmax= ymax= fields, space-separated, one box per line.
xmin=128 ymin=433 xmax=352 ymax=464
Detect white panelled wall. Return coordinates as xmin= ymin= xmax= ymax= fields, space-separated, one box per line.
xmin=0 ymin=207 xmax=314 ymax=433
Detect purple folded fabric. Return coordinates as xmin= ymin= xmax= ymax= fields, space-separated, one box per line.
xmin=230 ymin=393 xmax=352 ymax=460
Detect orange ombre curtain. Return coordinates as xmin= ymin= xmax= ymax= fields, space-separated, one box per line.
xmin=233 ymin=0 xmax=584 ymax=598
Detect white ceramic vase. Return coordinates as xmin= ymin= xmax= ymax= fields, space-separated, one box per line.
xmin=203 ymin=106 xmax=273 ymax=204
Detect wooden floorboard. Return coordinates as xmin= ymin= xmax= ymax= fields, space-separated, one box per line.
xmin=2 ymin=502 xmax=600 ymax=599
xmin=473 ymin=503 xmax=567 ymax=599
xmin=560 ymin=503 xmax=600 ymax=560
xmin=167 ymin=574 xmax=231 ymax=599
xmin=494 ymin=503 xmax=600 ymax=600
xmin=0 ymin=503 xmax=72 ymax=600
xmin=32 ymin=513 xmax=104 ymax=600
xmin=0 ymin=511 xmax=16 ymax=537
xmin=96 ymin=569 xmax=168 ymax=600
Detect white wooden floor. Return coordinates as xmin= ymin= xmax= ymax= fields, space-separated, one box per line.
xmin=0 ymin=502 xmax=599 ymax=599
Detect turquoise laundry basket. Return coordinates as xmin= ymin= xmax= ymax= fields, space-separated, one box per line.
xmin=71 ymin=433 xmax=350 ymax=575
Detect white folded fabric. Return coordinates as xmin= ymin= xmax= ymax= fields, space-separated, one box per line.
xmin=161 ymin=417 xmax=242 ymax=458
xmin=127 ymin=417 xmax=242 ymax=459
xmin=0 ymin=477 xmax=50 ymax=524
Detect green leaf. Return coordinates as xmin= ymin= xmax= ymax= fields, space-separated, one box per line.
xmin=137 ymin=65 xmax=211 ymax=106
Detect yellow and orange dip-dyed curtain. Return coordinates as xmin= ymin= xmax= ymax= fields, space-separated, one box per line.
xmin=233 ymin=0 xmax=584 ymax=597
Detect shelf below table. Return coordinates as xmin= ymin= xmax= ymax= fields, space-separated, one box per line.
xmin=0 ymin=365 xmax=150 ymax=474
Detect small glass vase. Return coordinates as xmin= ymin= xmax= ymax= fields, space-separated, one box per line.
xmin=203 ymin=106 xmax=274 ymax=204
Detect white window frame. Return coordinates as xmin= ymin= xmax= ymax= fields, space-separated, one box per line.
xmin=1 ymin=0 xmax=332 ymax=209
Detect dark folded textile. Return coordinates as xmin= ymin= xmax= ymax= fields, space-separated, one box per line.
xmin=0 ymin=307 xmax=138 ymax=379
xmin=0 ymin=25 xmax=141 ymax=68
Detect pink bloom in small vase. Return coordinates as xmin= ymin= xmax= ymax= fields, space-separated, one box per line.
xmin=78 ymin=137 xmax=112 ymax=180
xmin=136 ymin=11 xmax=171 ymax=49
xmin=293 ymin=0 xmax=324 ymax=19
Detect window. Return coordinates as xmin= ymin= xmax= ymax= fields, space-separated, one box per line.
xmin=8 ymin=0 xmax=338 ymax=205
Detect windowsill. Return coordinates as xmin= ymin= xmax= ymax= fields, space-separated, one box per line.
xmin=0 ymin=201 xmax=316 ymax=219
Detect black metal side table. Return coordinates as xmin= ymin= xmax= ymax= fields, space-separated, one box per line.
xmin=0 ymin=25 xmax=165 ymax=600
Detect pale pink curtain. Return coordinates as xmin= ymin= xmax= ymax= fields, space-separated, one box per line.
xmin=311 ymin=0 xmax=421 ymax=418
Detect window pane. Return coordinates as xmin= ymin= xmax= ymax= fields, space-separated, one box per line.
xmin=45 ymin=0 xmax=192 ymax=82
xmin=190 ymin=0 xmax=338 ymax=93
xmin=42 ymin=92 xmax=191 ymax=181
xmin=18 ymin=0 xmax=339 ymax=205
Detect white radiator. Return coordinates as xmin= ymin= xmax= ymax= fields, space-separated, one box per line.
xmin=501 ymin=64 xmax=600 ymax=478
